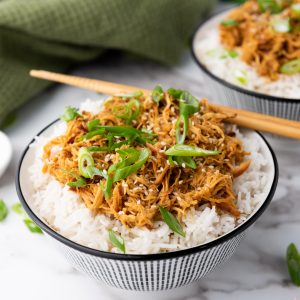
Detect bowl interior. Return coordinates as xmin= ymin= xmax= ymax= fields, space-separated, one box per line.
xmin=17 ymin=120 xmax=277 ymax=259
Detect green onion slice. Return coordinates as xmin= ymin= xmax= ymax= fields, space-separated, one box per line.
xmin=60 ymin=106 xmax=82 ymax=122
xmin=108 ymin=230 xmax=126 ymax=253
xmin=220 ymin=19 xmax=238 ymax=27
xmin=271 ymin=18 xmax=291 ymax=33
xmin=234 ymin=70 xmax=248 ymax=85
xmin=280 ymin=59 xmax=300 ymax=74
xmin=168 ymin=89 xmax=199 ymax=144
xmin=159 ymin=207 xmax=186 ymax=237
xmin=291 ymin=3 xmax=300 ymax=16
xmin=258 ymin=0 xmax=282 ymax=14
xmin=152 ymin=85 xmax=164 ymax=103
xmin=287 ymin=243 xmax=300 ymax=287
xmin=165 ymin=144 xmax=220 ymax=157
xmin=23 ymin=219 xmax=43 ymax=234
xmin=116 ymin=91 xmax=143 ymax=98
xmin=12 ymin=202 xmax=43 ymax=234
xmin=12 ymin=203 xmax=25 ymax=216
xmin=78 ymin=147 xmax=95 ymax=178
xmin=87 ymin=119 xmax=101 ymax=131
xmin=0 ymin=199 xmax=8 ymax=222
xmin=172 ymin=156 xmax=197 ymax=169
xmin=113 ymin=99 xmax=141 ymax=125
xmin=102 ymin=148 xmax=150 ymax=199
xmin=67 ymin=177 xmax=87 ymax=188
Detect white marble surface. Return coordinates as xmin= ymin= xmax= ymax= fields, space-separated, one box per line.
xmin=1 ymin=49 xmax=300 ymax=300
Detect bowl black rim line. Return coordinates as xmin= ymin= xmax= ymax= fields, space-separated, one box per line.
xmin=16 ymin=119 xmax=279 ymax=261
xmin=190 ymin=7 xmax=300 ymax=103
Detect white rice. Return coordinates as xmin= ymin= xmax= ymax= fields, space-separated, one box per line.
xmin=28 ymin=99 xmax=271 ymax=254
xmin=194 ymin=15 xmax=300 ymax=99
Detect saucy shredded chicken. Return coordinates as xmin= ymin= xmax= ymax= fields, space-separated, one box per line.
xmin=220 ymin=0 xmax=300 ymax=80
xmin=42 ymin=92 xmax=250 ymax=228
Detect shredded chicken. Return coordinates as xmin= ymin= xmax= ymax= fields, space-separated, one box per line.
xmin=42 ymin=93 xmax=250 ymax=228
xmin=220 ymin=0 xmax=300 ymax=80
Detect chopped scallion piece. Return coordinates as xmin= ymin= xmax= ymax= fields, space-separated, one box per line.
xmin=60 ymin=106 xmax=81 ymax=122
xmin=220 ymin=19 xmax=238 ymax=27
xmin=152 ymin=85 xmax=164 ymax=103
xmin=23 ymin=219 xmax=43 ymax=234
xmin=0 ymin=199 xmax=8 ymax=222
xmin=102 ymin=148 xmax=150 ymax=199
xmin=271 ymin=18 xmax=291 ymax=33
xmin=291 ymin=3 xmax=300 ymax=16
xmin=234 ymin=70 xmax=248 ymax=85
xmin=116 ymin=91 xmax=143 ymax=98
xmin=12 ymin=203 xmax=25 ymax=216
xmin=12 ymin=202 xmax=43 ymax=234
xmin=165 ymin=144 xmax=220 ymax=157
xmin=172 ymin=156 xmax=197 ymax=169
xmin=159 ymin=207 xmax=186 ymax=237
xmin=287 ymin=243 xmax=300 ymax=286
xmin=108 ymin=230 xmax=126 ymax=253
xmin=113 ymin=99 xmax=141 ymax=125
xmin=78 ymin=147 xmax=95 ymax=178
xmin=280 ymin=59 xmax=300 ymax=74
xmin=67 ymin=177 xmax=87 ymax=188
xmin=258 ymin=0 xmax=282 ymax=14
xmin=168 ymin=89 xmax=199 ymax=144
xmin=87 ymin=119 xmax=101 ymax=131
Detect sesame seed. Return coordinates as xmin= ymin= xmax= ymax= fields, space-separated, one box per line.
xmin=179 ymin=180 xmax=183 ymax=184
xmin=174 ymin=161 xmax=178 ymax=165
xmin=144 ymin=191 xmax=149 ymax=196
xmin=166 ymin=160 xmax=170 ymax=165
xmin=176 ymin=196 xmax=182 ymax=201
xmin=208 ymin=165 xmax=214 ymax=169
xmin=137 ymin=200 xmax=141 ymax=205
xmin=161 ymin=141 xmax=166 ymax=146
xmin=118 ymin=211 xmax=124 ymax=215
xmin=182 ymin=163 xmax=186 ymax=168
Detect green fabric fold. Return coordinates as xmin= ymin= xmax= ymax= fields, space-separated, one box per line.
xmin=0 ymin=0 xmax=216 ymax=120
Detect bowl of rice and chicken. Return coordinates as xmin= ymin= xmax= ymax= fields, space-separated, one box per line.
xmin=16 ymin=87 xmax=278 ymax=291
xmin=192 ymin=0 xmax=300 ymax=120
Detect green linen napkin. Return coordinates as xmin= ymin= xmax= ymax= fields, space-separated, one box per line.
xmin=0 ymin=0 xmax=216 ymax=121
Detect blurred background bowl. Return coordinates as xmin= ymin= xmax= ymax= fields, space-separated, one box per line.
xmin=191 ymin=9 xmax=300 ymax=121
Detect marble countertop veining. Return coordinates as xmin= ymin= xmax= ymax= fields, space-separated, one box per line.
xmin=1 ymin=51 xmax=300 ymax=300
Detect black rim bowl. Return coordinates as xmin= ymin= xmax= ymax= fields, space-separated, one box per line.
xmin=16 ymin=119 xmax=279 ymax=261
xmin=191 ymin=7 xmax=300 ymax=103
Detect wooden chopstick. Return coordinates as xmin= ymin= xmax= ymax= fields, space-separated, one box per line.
xmin=29 ymin=69 xmax=300 ymax=140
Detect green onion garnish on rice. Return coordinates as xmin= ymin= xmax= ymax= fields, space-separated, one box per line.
xmin=168 ymin=89 xmax=199 ymax=144
xmin=271 ymin=18 xmax=291 ymax=33
xmin=168 ymin=156 xmax=197 ymax=169
xmin=115 ymin=91 xmax=143 ymax=98
xmin=220 ymin=19 xmax=238 ymax=27
xmin=102 ymin=148 xmax=150 ymax=199
xmin=280 ymin=59 xmax=300 ymax=74
xmin=258 ymin=0 xmax=282 ymax=14
xmin=152 ymin=85 xmax=164 ymax=103
xmin=286 ymin=243 xmax=300 ymax=287
xmin=159 ymin=207 xmax=186 ymax=237
xmin=113 ymin=99 xmax=141 ymax=125
xmin=108 ymin=230 xmax=126 ymax=253
xmin=234 ymin=70 xmax=248 ymax=85
xmin=291 ymin=3 xmax=300 ymax=16
xmin=61 ymin=106 xmax=82 ymax=122
xmin=165 ymin=144 xmax=220 ymax=157
xmin=0 ymin=199 xmax=8 ymax=222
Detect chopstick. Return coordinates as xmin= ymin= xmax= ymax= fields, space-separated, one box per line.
xmin=30 ymin=69 xmax=300 ymax=140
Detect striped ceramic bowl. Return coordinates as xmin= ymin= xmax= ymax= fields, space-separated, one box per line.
xmin=191 ymin=9 xmax=300 ymax=121
xmin=16 ymin=120 xmax=278 ymax=292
